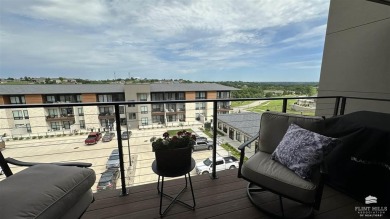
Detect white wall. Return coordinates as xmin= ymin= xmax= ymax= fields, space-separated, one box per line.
xmin=317 ymin=0 xmax=390 ymax=116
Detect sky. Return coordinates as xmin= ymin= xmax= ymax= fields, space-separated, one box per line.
xmin=0 ymin=0 xmax=330 ymax=82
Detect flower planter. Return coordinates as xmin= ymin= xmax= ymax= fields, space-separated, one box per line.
xmin=154 ymin=147 xmax=192 ymax=176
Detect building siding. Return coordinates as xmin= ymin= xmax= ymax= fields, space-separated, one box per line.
xmin=82 ymin=94 xmax=97 ymax=103
xmin=185 ymin=91 xmax=195 ymax=100
xmin=317 ymin=0 xmax=390 ymax=115
xmin=0 ymin=84 xmax=235 ymax=136
xmin=25 ymin=94 xmax=43 ymax=104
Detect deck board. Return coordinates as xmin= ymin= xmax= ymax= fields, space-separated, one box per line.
xmin=83 ymin=170 xmax=366 ymax=219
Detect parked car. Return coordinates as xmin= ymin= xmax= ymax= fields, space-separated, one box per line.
xmin=102 ymin=132 xmax=115 ymax=142
xmin=106 ymin=149 xmax=120 ymax=169
xmin=195 ymin=156 xmax=239 ymax=175
xmin=96 ymin=168 xmax=120 ymax=192
xmin=84 ymin=132 xmax=102 ymax=145
xmin=121 ymin=131 xmax=132 ymax=140
xmin=193 ymin=139 xmax=213 ymax=151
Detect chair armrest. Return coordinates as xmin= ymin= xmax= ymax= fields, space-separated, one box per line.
xmin=238 ymin=133 xmax=259 ymax=178
xmin=5 ymin=158 xmax=92 ymax=168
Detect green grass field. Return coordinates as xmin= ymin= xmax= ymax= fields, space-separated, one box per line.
xmin=166 ymin=129 xmax=194 ymax=136
xmin=230 ymin=100 xmax=255 ymax=107
xmin=247 ymin=99 xmax=315 ymax=116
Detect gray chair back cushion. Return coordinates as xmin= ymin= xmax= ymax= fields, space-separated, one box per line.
xmin=258 ymin=112 xmax=323 ymax=154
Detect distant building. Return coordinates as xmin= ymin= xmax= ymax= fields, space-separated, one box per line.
xmin=0 ymin=83 xmax=238 ymax=136
xmin=216 ymin=112 xmax=261 ymax=144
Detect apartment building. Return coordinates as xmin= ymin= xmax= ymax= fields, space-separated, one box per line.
xmin=0 ymin=83 xmax=237 ymax=136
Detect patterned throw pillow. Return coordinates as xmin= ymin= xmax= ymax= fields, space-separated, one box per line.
xmin=271 ymin=123 xmax=338 ymax=180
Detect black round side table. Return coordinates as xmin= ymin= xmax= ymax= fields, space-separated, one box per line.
xmin=152 ymin=158 xmax=196 ymax=217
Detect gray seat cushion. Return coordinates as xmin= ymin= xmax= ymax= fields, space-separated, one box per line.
xmin=0 ymin=164 xmax=96 ymax=219
xmin=241 ymin=151 xmax=320 ymax=204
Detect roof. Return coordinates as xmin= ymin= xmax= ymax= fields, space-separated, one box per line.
xmin=150 ymin=83 xmax=238 ymax=92
xmin=0 ymin=83 xmax=237 ymax=95
xmin=217 ymin=112 xmax=262 ymax=137
xmin=0 ymin=84 xmax=123 ymax=95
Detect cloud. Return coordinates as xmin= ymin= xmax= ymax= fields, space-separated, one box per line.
xmin=0 ymin=0 xmax=330 ymax=81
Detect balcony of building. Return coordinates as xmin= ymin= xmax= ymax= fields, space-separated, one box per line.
xmin=45 ymin=107 xmax=75 ymax=122
xmin=217 ymin=102 xmax=231 ymax=112
xmin=1 ymin=96 xmax=389 ymax=218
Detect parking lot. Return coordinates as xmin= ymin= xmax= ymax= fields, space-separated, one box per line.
xmin=0 ymin=127 xmax=228 ymax=192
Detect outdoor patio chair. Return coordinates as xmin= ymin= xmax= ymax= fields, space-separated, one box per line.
xmin=0 ymin=151 xmax=96 ymax=219
xmin=238 ymin=111 xmax=337 ymax=218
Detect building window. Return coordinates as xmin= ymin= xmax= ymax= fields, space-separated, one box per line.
xmin=120 ymin=118 xmax=127 ymax=125
xmin=12 ymin=110 xmax=23 ymax=120
xmin=223 ymin=124 xmax=227 ymax=133
xmin=129 ymin=113 xmax=136 ymax=120
xmin=59 ymin=95 xmax=74 ymax=102
xmin=79 ymin=120 xmax=85 ymax=129
xmin=127 ymin=100 xmax=135 ymax=107
xmin=166 ymin=103 xmax=176 ymax=112
xmin=61 ymin=108 xmax=73 ymax=116
xmin=119 ymin=106 xmax=125 ymax=114
xmin=152 ymin=115 xmax=164 ymax=123
xmin=63 ymin=121 xmax=71 ymax=130
xmin=26 ymin=124 xmax=32 ymax=133
xmin=78 ymin=108 xmax=84 ymax=116
xmin=177 ymin=92 xmax=185 ymax=100
xmin=100 ymin=119 xmax=114 ymax=128
xmin=217 ymin=91 xmax=230 ymax=99
xmin=178 ymin=114 xmax=185 ymax=122
xmin=195 ymin=102 xmax=206 ymax=110
xmin=218 ymin=101 xmax=230 ymax=109
xmin=98 ymin=95 xmax=113 ymax=102
xmin=76 ymin=95 xmax=82 ymax=102
xmin=51 ymin=122 xmax=61 ymax=131
xmin=152 ymin=104 xmax=164 ymax=112
xmin=140 ymin=106 xmax=148 ymax=114
xmin=218 ymin=122 xmax=222 ymax=129
xmin=23 ymin=110 xmax=29 ymax=119
xmin=46 ymin=95 xmax=56 ymax=103
xmin=10 ymin=96 xmax=26 ymax=104
xmin=164 ymin=93 xmax=176 ymax=100
xmin=151 ymin=93 xmax=164 ymax=101
xmin=141 ymin=117 xmax=148 ymax=125
xmin=167 ymin=115 xmax=176 ymax=122
xmin=236 ymin=132 xmax=241 ymax=142
xmin=195 ymin=92 xmax=206 ymax=99
xmin=48 ymin=109 xmax=58 ymax=117
xmin=139 ymin=93 xmax=148 ymax=101
xmin=99 ymin=107 xmax=111 ymax=115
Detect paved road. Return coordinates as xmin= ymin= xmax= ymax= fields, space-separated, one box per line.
xmin=232 ymin=100 xmax=269 ymax=113
xmin=0 ymin=125 xmax=230 ymax=191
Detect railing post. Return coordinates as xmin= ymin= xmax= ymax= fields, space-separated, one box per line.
xmin=212 ymin=100 xmax=218 ymax=179
xmin=282 ymin=98 xmax=287 ymax=113
xmin=333 ymin=97 xmax=341 ymax=117
xmin=114 ymin=104 xmax=128 ymax=196
xmin=340 ymin=97 xmax=347 ymax=115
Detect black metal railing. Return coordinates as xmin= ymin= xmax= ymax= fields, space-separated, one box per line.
xmin=1 ymin=95 xmax=389 ymax=196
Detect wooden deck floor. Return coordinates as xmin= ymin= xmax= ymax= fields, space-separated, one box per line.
xmin=83 ymin=170 xmax=365 ymax=219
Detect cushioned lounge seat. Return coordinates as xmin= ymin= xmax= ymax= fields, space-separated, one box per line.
xmin=0 ymin=164 xmax=96 ymax=219
xmin=238 ymin=112 xmax=329 ymax=218
xmin=0 ymin=151 xmax=96 ymax=219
